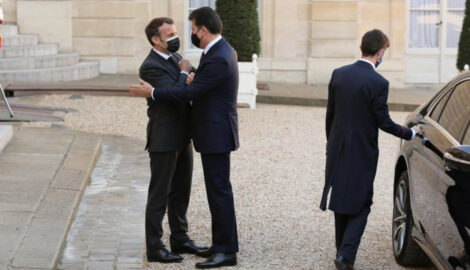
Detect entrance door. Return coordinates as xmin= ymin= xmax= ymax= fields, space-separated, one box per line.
xmin=405 ymin=0 xmax=466 ymax=84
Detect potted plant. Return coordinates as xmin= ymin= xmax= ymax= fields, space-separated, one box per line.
xmin=216 ymin=0 xmax=261 ymax=109
xmin=457 ymin=0 xmax=470 ymax=72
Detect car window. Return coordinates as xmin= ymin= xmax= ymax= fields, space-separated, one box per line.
xmin=438 ymin=80 xmax=470 ymax=140
xmin=430 ymin=88 xmax=452 ymax=121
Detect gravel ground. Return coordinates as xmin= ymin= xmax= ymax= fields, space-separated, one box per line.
xmin=23 ymin=95 xmax=433 ymax=270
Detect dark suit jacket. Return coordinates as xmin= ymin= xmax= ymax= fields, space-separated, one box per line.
xmin=139 ymin=50 xmax=193 ymax=152
xmin=152 ymin=38 xmax=239 ymax=154
xmin=320 ymin=60 xmax=413 ymax=215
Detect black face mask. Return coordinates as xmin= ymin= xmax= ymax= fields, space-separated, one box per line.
xmin=164 ymin=36 xmax=180 ymax=53
xmin=375 ymin=57 xmax=383 ymax=68
xmin=191 ymin=29 xmax=202 ymax=48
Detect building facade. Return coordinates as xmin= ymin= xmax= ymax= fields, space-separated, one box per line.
xmin=1 ymin=0 xmax=466 ymax=87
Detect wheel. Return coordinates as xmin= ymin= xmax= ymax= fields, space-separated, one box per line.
xmin=393 ymin=171 xmax=431 ymax=266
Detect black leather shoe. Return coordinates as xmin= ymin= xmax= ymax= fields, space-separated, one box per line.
xmin=195 ymin=246 xmax=214 ymax=258
xmin=171 ymin=240 xmax=208 ymax=254
xmin=334 ymin=256 xmax=354 ymax=270
xmin=147 ymin=248 xmax=183 ymax=263
xmin=196 ymin=253 xmax=237 ymax=269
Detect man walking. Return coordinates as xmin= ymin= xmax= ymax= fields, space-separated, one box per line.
xmin=140 ymin=17 xmax=205 ymax=264
xmin=320 ymin=29 xmax=419 ymax=270
xmin=130 ymin=7 xmax=239 ymax=269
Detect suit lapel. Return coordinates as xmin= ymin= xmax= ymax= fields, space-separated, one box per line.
xmin=197 ymin=38 xmax=224 ymax=70
xmin=150 ymin=50 xmax=179 ymax=81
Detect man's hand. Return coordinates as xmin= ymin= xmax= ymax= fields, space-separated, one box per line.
xmin=178 ymin=59 xmax=192 ymax=73
xmin=186 ymin=72 xmax=195 ymax=85
xmin=128 ymin=79 xmax=153 ymax=98
xmin=412 ymin=126 xmax=422 ymax=138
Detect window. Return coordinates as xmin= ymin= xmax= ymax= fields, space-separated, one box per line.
xmin=408 ymin=0 xmax=465 ymax=49
xmin=409 ymin=0 xmax=440 ymax=48
xmin=438 ymin=81 xmax=470 ymax=139
xmin=187 ymin=0 xmax=217 ymax=50
xmin=446 ymin=0 xmax=466 ymax=48
xmin=430 ymin=87 xmax=453 ymax=121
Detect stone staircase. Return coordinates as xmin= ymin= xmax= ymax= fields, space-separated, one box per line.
xmin=0 ymin=25 xmax=99 ymax=82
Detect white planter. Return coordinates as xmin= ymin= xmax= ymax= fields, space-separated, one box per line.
xmin=237 ymin=54 xmax=258 ymax=109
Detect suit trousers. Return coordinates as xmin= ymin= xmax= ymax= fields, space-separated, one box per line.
xmin=145 ymin=143 xmax=193 ymax=252
xmin=334 ymin=206 xmax=371 ymax=264
xmin=201 ymin=152 xmax=239 ymax=254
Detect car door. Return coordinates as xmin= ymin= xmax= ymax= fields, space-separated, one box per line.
xmin=408 ymin=86 xmax=453 ymax=241
xmin=432 ymin=79 xmax=470 ymax=268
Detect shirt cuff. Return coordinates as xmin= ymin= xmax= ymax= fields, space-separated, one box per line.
xmin=180 ymin=71 xmax=189 ymax=75
xmin=410 ymin=128 xmax=416 ymax=140
xmin=151 ymin=88 xmax=155 ymax=100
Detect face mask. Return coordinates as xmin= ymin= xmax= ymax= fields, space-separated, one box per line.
xmin=191 ymin=28 xmax=202 ymax=48
xmin=165 ymin=36 xmax=180 ymax=53
xmin=375 ymin=57 xmax=383 ymax=68
xmin=375 ymin=50 xmax=384 ymax=68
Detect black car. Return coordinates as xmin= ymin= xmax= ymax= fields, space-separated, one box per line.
xmin=393 ymin=71 xmax=470 ymax=270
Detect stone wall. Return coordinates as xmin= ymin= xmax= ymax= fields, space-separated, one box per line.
xmin=4 ymin=0 xmax=409 ymax=85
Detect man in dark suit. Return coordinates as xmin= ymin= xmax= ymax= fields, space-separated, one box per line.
xmin=130 ymin=7 xmax=239 ymax=269
xmin=320 ymin=29 xmax=419 ymax=270
xmin=140 ymin=17 xmax=206 ymax=264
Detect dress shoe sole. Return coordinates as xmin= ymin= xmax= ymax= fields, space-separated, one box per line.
xmin=147 ymin=257 xmax=183 ymax=264
xmin=171 ymin=248 xmax=197 ymax=255
xmin=195 ymin=260 xmax=237 ymax=269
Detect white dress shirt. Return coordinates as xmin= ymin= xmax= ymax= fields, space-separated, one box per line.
xmin=204 ymin=35 xmax=222 ymax=55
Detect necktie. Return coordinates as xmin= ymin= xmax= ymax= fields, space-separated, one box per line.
xmin=168 ymin=54 xmax=178 ymax=66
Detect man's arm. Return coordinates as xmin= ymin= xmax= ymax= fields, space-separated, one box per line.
xmin=140 ymin=64 xmax=189 ymax=103
xmin=153 ymin=57 xmax=229 ymax=103
xmin=372 ymin=82 xmax=415 ymax=140
xmin=129 ymin=57 xmax=228 ymax=102
xmin=325 ymin=70 xmax=336 ymax=141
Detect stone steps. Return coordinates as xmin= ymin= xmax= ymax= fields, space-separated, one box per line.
xmin=0 ymin=53 xmax=80 ymax=70
xmin=0 ymin=127 xmax=102 ymax=270
xmin=0 ymin=24 xmax=100 ymax=82
xmin=1 ymin=25 xmax=19 ymax=37
xmin=0 ymin=43 xmax=59 ymax=58
xmin=2 ymin=34 xmax=39 ymax=47
xmin=0 ymin=62 xmax=100 ymax=82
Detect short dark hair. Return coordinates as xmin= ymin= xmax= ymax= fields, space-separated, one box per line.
xmin=188 ymin=7 xmax=223 ymax=34
xmin=145 ymin=17 xmax=174 ymax=46
xmin=360 ymin=29 xmax=390 ymax=56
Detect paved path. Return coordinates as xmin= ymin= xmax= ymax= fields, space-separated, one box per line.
xmin=58 ymin=136 xmax=149 ymax=270
xmin=0 ymin=127 xmax=100 ymax=270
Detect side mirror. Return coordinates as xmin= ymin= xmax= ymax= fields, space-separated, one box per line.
xmin=444 ymin=145 xmax=470 ymax=172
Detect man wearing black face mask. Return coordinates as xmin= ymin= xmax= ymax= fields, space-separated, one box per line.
xmin=320 ymin=29 xmax=419 ymax=270
xmin=140 ymin=17 xmax=205 ymax=264
xmin=130 ymin=8 xmax=240 ymax=269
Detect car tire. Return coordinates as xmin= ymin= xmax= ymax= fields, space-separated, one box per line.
xmin=393 ymin=170 xmax=431 ymax=266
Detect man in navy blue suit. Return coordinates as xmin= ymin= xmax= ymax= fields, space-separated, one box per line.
xmin=320 ymin=29 xmax=419 ymax=270
xmin=129 ymin=7 xmax=239 ymax=269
